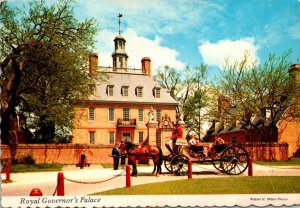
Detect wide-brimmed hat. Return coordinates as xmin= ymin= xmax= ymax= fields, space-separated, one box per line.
xmin=188 ymin=131 xmax=196 ymax=136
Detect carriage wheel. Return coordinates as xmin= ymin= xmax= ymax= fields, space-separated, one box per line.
xmin=212 ymin=159 xmax=223 ymax=172
xmin=164 ymin=154 xmax=175 ymax=173
xmin=170 ymin=155 xmax=189 ymax=176
xmin=211 ymin=152 xmax=225 ymax=172
xmin=220 ymin=146 xmax=249 ymax=175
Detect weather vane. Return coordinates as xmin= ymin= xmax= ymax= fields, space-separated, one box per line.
xmin=118 ymin=13 xmax=122 ymax=34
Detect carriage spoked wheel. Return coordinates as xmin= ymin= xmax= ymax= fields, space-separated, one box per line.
xmin=170 ymin=154 xmax=189 ymax=176
xmin=212 ymin=156 xmax=224 ymax=172
xmin=219 ymin=146 xmax=249 ymax=175
xmin=164 ymin=154 xmax=175 ymax=173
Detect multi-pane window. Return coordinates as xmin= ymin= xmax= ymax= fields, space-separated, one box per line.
xmin=122 ymin=132 xmax=131 ymax=141
xmin=109 ymin=132 xmax=115 ymax=144
xmin=123 ymin=108 xmax=130 ymax=121
xmin=107 ymin=85 xmax=114 ymax=96
xmin=122 ymin=86 xmax=129 ymax=97
xmin=155 ymin=88 xmax=161 ymax=98
xmin=138 ymin=108 xmax=143 ymax=122
xmin=88 ymin=106 xmax=95 ymax=121
xmin=138 ymin=132 xmax=144 ymax=143
xmin=109 ymin=107 xmax=114 ymax=121
xmin=89 ymin=131 xmax=95 ymax=144
xmin=136 ymin=87 xmax=143 ymax=97
xmin=156 ymin=109 xmax=161 ymax=122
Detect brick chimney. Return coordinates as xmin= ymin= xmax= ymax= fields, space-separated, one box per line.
xmin=141 ymin=57 xmax=151 ymax=77
xmin=89 ymin=53 xmax=98 ymax=75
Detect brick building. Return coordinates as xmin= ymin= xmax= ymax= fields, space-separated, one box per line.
xmin=71 ymin=33 xmax=178 ymax=146
xmin=205 ymin=64 xmax=300 ymax=157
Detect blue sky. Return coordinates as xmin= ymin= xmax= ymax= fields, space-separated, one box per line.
xmin=7 ymin=0 xmax=300 ymax=77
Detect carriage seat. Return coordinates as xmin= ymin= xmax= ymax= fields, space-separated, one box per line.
xmin=189 ymin=145 xmax=204 ymax=153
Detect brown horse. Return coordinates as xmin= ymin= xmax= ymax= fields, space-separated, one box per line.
xmin=120 ymin=141 xmax=162 ymax=176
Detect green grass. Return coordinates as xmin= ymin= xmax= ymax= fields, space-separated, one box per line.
xmin=255 ymin=158 xmax=300 ymax=166
xmin=9 ymin=164 xmax=63 ymax=173
xmin=92 ymin=176 xmax=300 ymax=195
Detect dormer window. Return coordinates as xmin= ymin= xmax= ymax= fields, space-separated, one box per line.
xmin=153 ymin=87 xmax=161 ymax=98
xmin=122 ymin=86 xmax=129 ymax=97
xmin=136 ymin=86 xmax=143 ymax=97
xmin=107 ymin=85 xmax=114 ymax=96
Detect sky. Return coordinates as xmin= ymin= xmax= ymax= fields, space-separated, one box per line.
xmin=7 ymin=0 xmax=300 ymax=78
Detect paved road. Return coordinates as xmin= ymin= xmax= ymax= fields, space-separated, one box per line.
xmin=1 ymin=164 xmax=300 ymax=196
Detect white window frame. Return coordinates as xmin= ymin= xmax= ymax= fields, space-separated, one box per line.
xmin=89 ymin=131 xmax=95 ymax=144
xmin=123 ymin=108 xmax=130 ymax=121
xmin=138 ymin=108 xmax=144 ymax=122
xmin=108 ymin=107 xmax=115 ymax=122
xmin=122 ymin=86 xmax=129 ymax=97
xmin=154 ymin=88 xmax=161 ymax=98
xmin=88 ymin=106 xmax=95 ymax=121
xmin=107 ymin=85 xmax=114 ymax=96
xmin=136 ymin=87 xmax=143 ymax=97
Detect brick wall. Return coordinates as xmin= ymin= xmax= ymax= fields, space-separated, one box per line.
xmin=236 ymin=142 xmax=289 ymax=161
xmin=1 ymin=142 xmax=289 ymax=164
xmin=1 ymin=144 xmax=114 ymax=164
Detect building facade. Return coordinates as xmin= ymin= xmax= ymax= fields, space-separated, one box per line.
xmin=205 ymin=64 xmax=300 ymax=157
xmin=71 ymin=33 xmax=178 ymax=146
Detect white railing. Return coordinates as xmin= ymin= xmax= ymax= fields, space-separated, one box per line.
xmin=97 ymin=66 xmax=145 ymax=74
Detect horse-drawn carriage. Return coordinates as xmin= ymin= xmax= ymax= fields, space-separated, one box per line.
xmin=120 ymin=137 xmax=250 ymax=177
xmin=163 ymin=137 xmax=250 ymax=176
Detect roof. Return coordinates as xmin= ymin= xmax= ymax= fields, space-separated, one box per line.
xmin=88 ymin=72 xmax=178 ymax=105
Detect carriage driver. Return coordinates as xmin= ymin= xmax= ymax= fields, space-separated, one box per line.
xmin=169 ymin=122 xmax=183 ymax=153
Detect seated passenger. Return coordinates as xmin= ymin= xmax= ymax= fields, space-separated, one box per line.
xmin=208 ymin=136 xmax=226 ymax=156
xmin=187 ymin=131 xmax=202 ymax=146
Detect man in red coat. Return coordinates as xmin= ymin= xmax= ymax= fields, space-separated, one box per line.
xmin=169 ymin=123 xmax=183 ymax=153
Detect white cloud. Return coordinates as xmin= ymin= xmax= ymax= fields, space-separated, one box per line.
xmin=198 ymin=38 xmax=259 ymax=69
xmin=289 ymin=24 xmax=300 ymax=40
xmin=94 ymin=28 xmax=185 ymax=73
xmin=76 ymin=0 xmax=223 ymax=36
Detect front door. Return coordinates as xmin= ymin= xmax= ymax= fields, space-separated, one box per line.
xmin=122 ymin=132 xmax=131 ymax=142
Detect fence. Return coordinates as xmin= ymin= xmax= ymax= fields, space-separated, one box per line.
xmin=1 ymin=144 xmax=113 ymax=164
xmin=30 ymin=166 xmax=131 ymax=196
xmin=0 ymin=142 xmax=289 ymax=164
xmin=232 ymin=142 xmax=289 ymax=161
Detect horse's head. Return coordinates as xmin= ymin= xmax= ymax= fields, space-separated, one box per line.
xmin=119 ymin=141 xmax=135 ymax=154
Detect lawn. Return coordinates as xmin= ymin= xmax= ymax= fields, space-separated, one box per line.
xmin=255 ymin=158 xmax=300 ymax=166
xmin=93 ymin=176 xmax=300 ymax=195
xmin=9 ymin=164 xmax=64 ymax=173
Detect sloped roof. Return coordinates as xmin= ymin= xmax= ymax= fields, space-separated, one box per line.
xmin=88 ymin=72 xmax=178 ymax=105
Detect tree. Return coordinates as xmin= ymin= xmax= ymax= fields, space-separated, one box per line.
xmin=211 ymin=51 xmax=300 ymax=141
xmin=0 ymin=0 xmax=98 ymax=144
xmin=154 ymin=65 xmax=181 ymax=99
xmin=154 ymin=65 xmax=210 ymax=136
